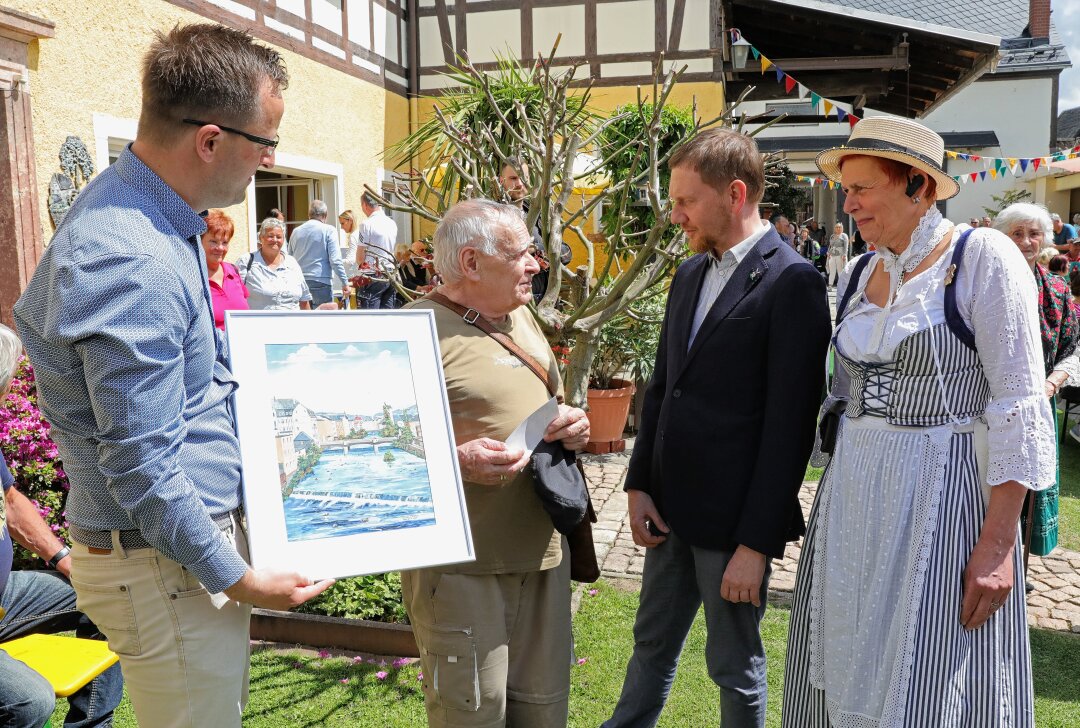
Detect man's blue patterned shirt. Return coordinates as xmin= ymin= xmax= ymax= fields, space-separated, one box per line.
xmin=14 ymin=146 xmax=249 ymax=593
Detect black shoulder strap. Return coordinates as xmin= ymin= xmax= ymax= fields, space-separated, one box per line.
xmin=426 ymin=291 xmax=562 ymax=402
xmin=943 ymin=227 xmax=977 ymax=351
xmin=835 ymin=252 xmax=875 ymax=327
xmin=243 ymin=252 xmax=256 ymax=287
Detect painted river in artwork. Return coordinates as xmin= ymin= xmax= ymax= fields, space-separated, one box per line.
xmin=282 ymin=445 xmax=435 ymax=542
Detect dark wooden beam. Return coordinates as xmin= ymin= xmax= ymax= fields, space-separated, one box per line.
xmin=669 ymin=0 xmax=685 ymax=51
xmin=433 ymin=0 xmax=454 ymax=65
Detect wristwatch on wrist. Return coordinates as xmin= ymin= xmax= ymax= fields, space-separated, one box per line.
xmin=46 ymin=546 xmax=71 ymax=569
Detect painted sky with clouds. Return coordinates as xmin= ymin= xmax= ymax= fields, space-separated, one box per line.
xmin=265 ymin=341 xmax=418 ymax=416
xmin=1059 ymin=0 xmax=1079 ymax=111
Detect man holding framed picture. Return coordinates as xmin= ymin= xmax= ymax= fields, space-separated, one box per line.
xmin=403 ymin=199 xmax=590 ymax=727
xmin=14 ymin=24 xmax=332 ymax=728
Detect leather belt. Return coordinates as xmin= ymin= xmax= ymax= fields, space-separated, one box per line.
xmin=70 ymin=508 xmax=240 ymax=552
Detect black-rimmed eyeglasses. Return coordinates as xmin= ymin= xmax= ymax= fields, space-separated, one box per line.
xmin=182 ymin=118 xmax=279 ymax=150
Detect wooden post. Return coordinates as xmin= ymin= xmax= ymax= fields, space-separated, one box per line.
xmin=0 ymin=7 xmax=54 ymax=327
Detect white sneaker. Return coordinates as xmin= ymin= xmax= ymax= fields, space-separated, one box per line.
xmin=1070 ymin=423 xmax=1080 ymax=445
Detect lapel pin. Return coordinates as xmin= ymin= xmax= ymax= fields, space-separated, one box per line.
xmin=749 ymin=268 xmax=763 ymax=284
xmin=943 ymin=263 xmax=957 ymax=286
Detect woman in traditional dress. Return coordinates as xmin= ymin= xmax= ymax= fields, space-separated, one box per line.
xmin=993 ymin=204 xmax=1078 ymax=550
xmin=783 ymin=117 xmax=1056 ymax=728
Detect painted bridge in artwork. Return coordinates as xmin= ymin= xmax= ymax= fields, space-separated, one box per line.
xmin=325 ymin=437 xmax=399 ymax=454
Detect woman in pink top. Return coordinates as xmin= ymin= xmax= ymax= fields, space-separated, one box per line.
xmin=203 ymin=210 xmax=249 ymax=329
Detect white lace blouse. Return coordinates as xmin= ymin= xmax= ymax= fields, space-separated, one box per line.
xmin=834 ymin=216 xmax=1057 ymax=491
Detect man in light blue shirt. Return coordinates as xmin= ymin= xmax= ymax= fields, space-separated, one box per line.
xmin=288 ymin=199 xmax=353 ymax=306
xmin=13 ymin=23 xmax=331 ymax=727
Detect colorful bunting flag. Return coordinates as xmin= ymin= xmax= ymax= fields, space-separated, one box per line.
xmin=1020 ymin=159 xmax=1029 ymax=173
xmin=836 ymin=108 xmax=848 ymax=122
xmin=824 ymin=100 xmax=834 ymax=115
xmin=797 ymin=83 xmax=808 ymax=99
xmin=751 ymin=47 xmax=760 ymax=60
xmin=775 ymin=67 xmax=784 ymax=83
xmin=989 ymin=168 xmax=997 ymax=179
xmin=848 ymin=114 xmax=859 ymax=128
xmin=761 ymin=56 xmax=773 ymax=73
xmin=970 ymin=173 xmax=978 ymax=182
xmin=810 ymin=92 xmax=821 ymax=109
xmin=1033 ymin=158 xmax=1042 ymax=171
xmin=784 ymin=75 xmax=796 ymax=93
xmin=980 ymin=171 xmax=987 ymax=181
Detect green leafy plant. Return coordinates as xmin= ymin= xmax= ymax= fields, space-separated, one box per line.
xmin=762 ymin=163 xmax=810 ymax=221
xmin=588 ymin=284 xmax=667 ymax=390
xmin=394 ymin=424 xmax=414 ymax=449
xmin=983 ymin=188 xmax=1033 ymax=217
xmin=294 ymin=572 xmax=408 ymax=623
xmin=379 ymin=403 xmax=399 ymax=438
xmin=598 ymin=103 xmax=694 ymax=245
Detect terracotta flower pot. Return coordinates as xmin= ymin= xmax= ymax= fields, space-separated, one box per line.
xmin=586 ymin=378 xmax=636 ymax=443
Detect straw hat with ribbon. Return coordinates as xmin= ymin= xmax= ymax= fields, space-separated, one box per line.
xmin=816 ymin=116 xmax=960 ymax=200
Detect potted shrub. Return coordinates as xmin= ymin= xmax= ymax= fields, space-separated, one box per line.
xmin=583 ymin=285 xmax=666 ymax=452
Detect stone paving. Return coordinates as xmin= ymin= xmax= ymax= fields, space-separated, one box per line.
xmin=581 ymin=449 xmax=1080 ymax=635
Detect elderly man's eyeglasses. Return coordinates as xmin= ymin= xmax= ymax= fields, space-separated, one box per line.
xmin=182 ymin=118 xmax=279 ymax=151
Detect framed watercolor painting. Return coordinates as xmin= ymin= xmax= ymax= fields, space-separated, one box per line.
xmin=225 ymin=309 xmax=473 ymax=579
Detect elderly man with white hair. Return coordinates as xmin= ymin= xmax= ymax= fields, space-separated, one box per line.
xmin=402 ymin=198 xmax=590 ymax=727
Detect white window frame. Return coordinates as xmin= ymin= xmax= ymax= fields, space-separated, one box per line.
xmin=248 ymin=152 xmax=345 ymax=251
xmin=92 ymin=113 xmax=138 ymax=172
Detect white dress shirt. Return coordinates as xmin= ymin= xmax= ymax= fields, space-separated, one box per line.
xmin=688 ymin=222 xmax=772 ymax=347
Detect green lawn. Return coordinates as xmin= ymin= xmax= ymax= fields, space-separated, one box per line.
xmin=53 ymin=581 xmax=1080 ymax=727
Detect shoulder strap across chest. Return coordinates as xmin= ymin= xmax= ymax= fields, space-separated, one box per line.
xmin=835 ymin=228 xmax=977 ymax=352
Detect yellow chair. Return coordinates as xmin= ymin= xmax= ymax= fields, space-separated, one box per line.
xmin=0 ymin=633 xmax=118 ymax=728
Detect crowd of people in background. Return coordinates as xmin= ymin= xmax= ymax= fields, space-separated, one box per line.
xmin=202 ymin=153 xmax=576 ymax=327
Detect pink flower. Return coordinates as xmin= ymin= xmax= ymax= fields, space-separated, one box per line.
xmin=375 ymin=671 xmax=389 ymax=680
xmin=588 ymin=589 xmax=599 ymax=596
xmin=392 ymin=658 xmax=410 ymax=669
xmin=317 ymin=650 xmax=331 ymax=659
xmin=352 ymin=656 xmax=365 ymax=664
xmin=340 ymin=678 xmax=350 ymax=684
xmin=577 ymin=657 xmax=588 ymax=666
xmin=417 ymin=671 xmax=424 ymax=682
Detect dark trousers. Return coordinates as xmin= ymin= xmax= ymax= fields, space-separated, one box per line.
xmin=358 ymin=280 xmax=398 ymax=309
xmin=603 ymin=530 xmax=771 ymax=728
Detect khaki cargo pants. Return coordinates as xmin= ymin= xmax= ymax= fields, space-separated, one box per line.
xmin=403 ymin=553 xmax=572 ymax=727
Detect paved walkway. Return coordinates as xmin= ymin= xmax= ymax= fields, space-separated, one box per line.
xmin=581 ymin=450 xmax=1080 ymax=634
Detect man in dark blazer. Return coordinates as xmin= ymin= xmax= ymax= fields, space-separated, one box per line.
xmin=603 ymin=129 xmax=831 ymax=728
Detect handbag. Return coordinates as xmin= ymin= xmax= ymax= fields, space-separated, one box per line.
xmin=427 ymin=291 xmax=601 ymax=582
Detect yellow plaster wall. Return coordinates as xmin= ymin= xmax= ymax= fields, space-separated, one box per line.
xmin=587 ymin=81 xmax=726 ymax=121
xmin=18 ymin=0 xmax=411 ymax=260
